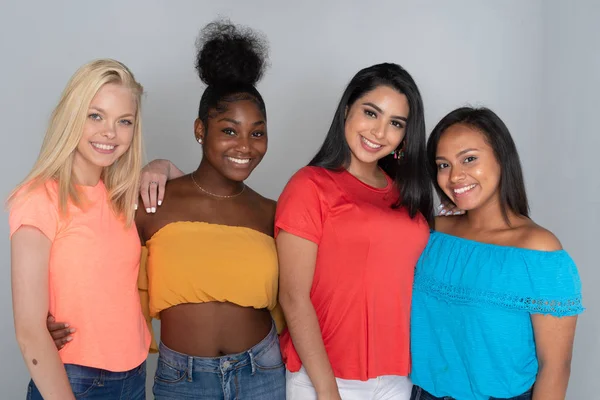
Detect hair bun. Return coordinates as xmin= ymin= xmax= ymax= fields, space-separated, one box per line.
xmin=195 ymin=19 xmax=269 ymax=87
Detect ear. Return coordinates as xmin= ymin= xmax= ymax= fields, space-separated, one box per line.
xmin=344 ymin=106 xmax=348 ymax=119
xmin=194 ymin=119 xmax=205 ymax=143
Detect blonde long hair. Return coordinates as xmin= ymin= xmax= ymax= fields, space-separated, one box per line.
xmin=7 ymin=59 xmax=143 ymax=225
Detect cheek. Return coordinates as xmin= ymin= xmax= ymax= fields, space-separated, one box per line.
xmin=254 ymin=141 xmax=268 ymax=156
xmin=118 ymin=127 xmax=135 ymax=145
xmin=345 ymin=114 xmax=367 ymax=136
xmin=387 ymin=129 xmax=405 ymax=148
xmin=81 ymin=121 xmax=95 ymax=140
xmin=437 ymin=172 xmax=451 ymax=196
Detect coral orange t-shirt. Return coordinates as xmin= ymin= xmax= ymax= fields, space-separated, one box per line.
xmin=275 ymin=166 xmax=429 ymax=380
xmin=9 ymin=180 xmax=150 ymax=372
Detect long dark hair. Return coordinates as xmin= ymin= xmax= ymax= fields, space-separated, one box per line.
xmin=427 ymin=107 xmax=529 ymax=223
xmin=309 ymin=63 xmax=433 ymax=223
xmin=195 ymin=19 xmax=269 ymax=128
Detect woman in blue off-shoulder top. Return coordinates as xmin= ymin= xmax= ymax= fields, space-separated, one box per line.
xmin=410 ymin=107 xmax=583 ymax=400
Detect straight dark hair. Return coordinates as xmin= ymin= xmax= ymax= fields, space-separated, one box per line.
xmin=309 ymin=63 xmax=433 ymax=223
xmin=427 ymin=107 xmax=529 ymax=223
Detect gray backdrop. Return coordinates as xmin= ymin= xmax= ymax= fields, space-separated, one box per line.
xmin=1 ymin=0 xmax=597 ymax=398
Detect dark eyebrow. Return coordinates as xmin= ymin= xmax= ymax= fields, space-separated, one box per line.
xmin=435 ymin=148 xmax=480 ymax=161
xmin=218 ymin=118 xmax=265 ymax=126
xmin=362 ymin=102 xmax=407 ymax=122
xmin=457 ymin=148 xmax=479 ymax=157
xmin=218 ymin=117 xmax=240 ymax=125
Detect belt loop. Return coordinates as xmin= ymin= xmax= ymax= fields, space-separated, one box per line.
xmin=248 ymin=350 xmax=256 ymax=376
xmin=98 ymin=369 xmax=105 ymax=387
xmin=187 ymin=356 xmax=193 ymax=382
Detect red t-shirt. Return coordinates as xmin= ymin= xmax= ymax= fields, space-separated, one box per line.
xmin=275 ymin=166 xmax=429 ymax=380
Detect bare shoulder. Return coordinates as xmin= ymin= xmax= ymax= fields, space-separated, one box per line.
xmin=518 ymin=222 xmax=563 ymax=251
xmin=243 ymin=186 xmax=276 ymax=219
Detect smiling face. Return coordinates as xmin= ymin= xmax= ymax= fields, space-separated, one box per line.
xmin=435 ymin=123 xmax=502 ymax=211
xmin=195 ymin=99 xmax=267 ymax=182
xmin=73 ymin=83 xmax=136 ymax=183
xmin=344 ymin=85 xmax=409 ymax=169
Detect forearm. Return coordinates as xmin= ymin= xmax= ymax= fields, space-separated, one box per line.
xmin=532 ymin=364 xmax=571 ymax=400
xmin=17 ymin=328 xmax=75 ymax=400
xmin=281 ymin=297 xmax=338 ymax=396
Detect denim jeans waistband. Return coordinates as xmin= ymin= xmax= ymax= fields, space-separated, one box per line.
xmin=158 ymin=322 xmax=278 ymax=375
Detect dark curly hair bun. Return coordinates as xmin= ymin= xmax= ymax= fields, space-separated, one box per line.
xmin=195 ymin=18 xmax=269 ymax=87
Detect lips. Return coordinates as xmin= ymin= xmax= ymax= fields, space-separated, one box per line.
xmin=90 ymin=142 xmax=117 ymax=154
xmin=225 ymin=156 xmax=253 ymax=168
xmin=359 ymin=135 xmax=385 ymax=154
xmin=452 ymin=184 xmax=477 ymax=195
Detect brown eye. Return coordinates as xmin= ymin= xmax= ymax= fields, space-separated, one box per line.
xmin=364 ymin=109 xmax=376 ymax=118
xmin=222 ymin=128 xmax=236 ymax=136
xmin=390 ymin=120 xmax=405 ymax=129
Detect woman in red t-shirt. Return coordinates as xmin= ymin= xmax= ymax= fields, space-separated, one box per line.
xmin=275 ymin=63 xmax=432 ymax=400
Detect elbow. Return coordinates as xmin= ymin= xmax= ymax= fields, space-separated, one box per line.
xmin=14 ymin=321 xmax=48 ymax=351
xmin=278 ymin=288 xmax=311 ymax=314
xmin=538 ymin=357 xmax=572 ymax=379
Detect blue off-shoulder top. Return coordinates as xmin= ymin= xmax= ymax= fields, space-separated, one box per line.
xmin=410 ymin=231 xmax=584 ymax=400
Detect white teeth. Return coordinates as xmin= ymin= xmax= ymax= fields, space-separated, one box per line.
xmin=91 ymin=142 xmax=115 ymax=150
xmin=361 ymin=136 xmax=382 ymax=149
xmin=227 ymin=157 xmax=250 ymax=164
xmin=454 ymin=184 xmax=476 ymax=194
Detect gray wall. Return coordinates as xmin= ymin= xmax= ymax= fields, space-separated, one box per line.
xmin=0 ymin=0 xmax=595 ymax=398
xmin=537 ymin=1 xmax=600 ymax=398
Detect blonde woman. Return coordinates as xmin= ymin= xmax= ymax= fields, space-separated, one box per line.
xmin=7 ymin=59 xmax=150 ymax=400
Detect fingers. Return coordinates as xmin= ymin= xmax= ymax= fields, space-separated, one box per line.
xmin=55 ymin=335 xmax=74 ymax=350
xmin=437 ymin=203 xmax=465 ymax=216
xmin=138 ymin=160 xmax=171 ymax=213
xmin=50 ymin=326 xmax=76 ymax=340
xmin=157 ymin=176 xmax=166 ymax=208
xmin=148 ymin=181 xmax=158 ymax=213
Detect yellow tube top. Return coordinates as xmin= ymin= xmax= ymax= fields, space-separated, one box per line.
xmin=137 ymin=221 xmax=285 ymax=353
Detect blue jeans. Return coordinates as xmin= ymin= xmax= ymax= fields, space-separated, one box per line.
xmin=411 ymin=385 xmax=532 ymax=400
xmin=153 ymin=323 xmax=285 ymax=399
xmin=27 ymin=361 xmax=146 ymax=399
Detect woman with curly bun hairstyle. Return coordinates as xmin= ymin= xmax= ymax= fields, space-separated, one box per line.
xmin=133 ymin=20 xmax=285 ymax=399
xmin=46 ymin=19 xmax=285 ymax=399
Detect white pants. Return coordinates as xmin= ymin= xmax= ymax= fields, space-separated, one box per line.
xmin=286 ymin=367 xmax=412 ymax=400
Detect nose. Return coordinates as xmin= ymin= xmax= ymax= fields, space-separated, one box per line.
xmin=370 ymin=120 xmax=386 ymax=140
xmin=101 ymin=122 xmax=116 ymax=139
xmin=449 ymin=165 xmax=466 ymax=184
xmin=234 ymin=135 xmax=250 ymax=153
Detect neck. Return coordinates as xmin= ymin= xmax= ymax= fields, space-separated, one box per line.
xmin=72 ymin=159 xmax=103 ymax=186
xmin=463 ymin=194 xmax=512 ymax=231
xmin=346 ymin=158 xmax=382 ymax=183
xmin=193 ymin=159 xmax=245 ymax=196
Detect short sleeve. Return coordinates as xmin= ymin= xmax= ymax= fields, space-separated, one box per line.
xmin=275 ymin=167 xmax=326 ymax=244
xmin=9 ymin=185 xmax=59 ymax=241
xmin=525 ymin=251 xmax=584 ymax=317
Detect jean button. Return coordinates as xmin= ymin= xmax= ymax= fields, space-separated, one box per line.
xmin=222 ymin=361 xmax=231 ymax=369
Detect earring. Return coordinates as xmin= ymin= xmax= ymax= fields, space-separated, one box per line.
xmin=197 ymin=138 xmax=203 ymax=144
xmin=393 ymin=148 xmax=405 ymax=160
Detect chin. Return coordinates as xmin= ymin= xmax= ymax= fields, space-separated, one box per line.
xmin=352 ymin=149 xmax=385 ymax=165
xmin=224 ymin=170 xmax=252 ymax=182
